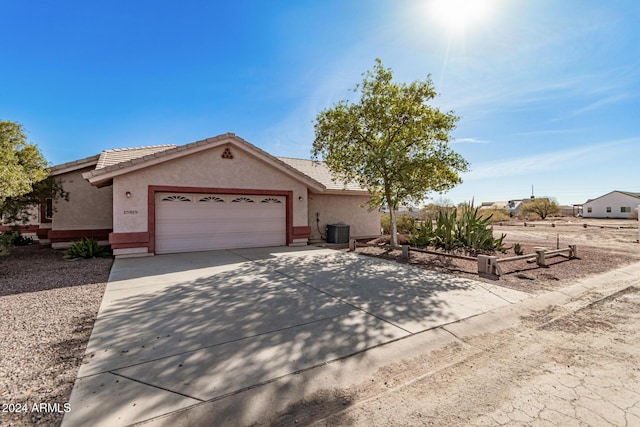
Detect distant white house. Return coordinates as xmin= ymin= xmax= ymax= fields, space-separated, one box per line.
xmin=479 ymin=199 xmax=527 ymax=216
xmin=583 ymin=191 xmax=640 ymax=219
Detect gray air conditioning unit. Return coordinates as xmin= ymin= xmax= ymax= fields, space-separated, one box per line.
xmin=326 ymin=224 xmax=350 ymax=244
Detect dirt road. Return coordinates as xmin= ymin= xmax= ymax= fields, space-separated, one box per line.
xmin=264 ymin=267 xmax=640 ymax=426
xmin=316 ymin=288 xmax=640 ymax=426
xmin=493 ymin=218 xmax=639 ymax=252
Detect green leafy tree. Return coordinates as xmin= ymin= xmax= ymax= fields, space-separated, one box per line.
xmin=312 ymin=59 xmax=469 ymax=246
xmin=0 ymin=120 xmax=48 ymax=205
xmin=1 ymin=176 xmax=68 ymax=225
xmin=0 ymin=121 xmax=59 ymax=255
xmin=520 ymin=197 xmax=560 ymax=220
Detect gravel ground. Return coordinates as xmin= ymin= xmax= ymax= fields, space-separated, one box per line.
xmin=1 ymin=219 xmax=637 ymax=425
xmin=0 ymin=245 xmax=112 ymax=427
xmin=354 ymin=220 xmax=640 ymax=294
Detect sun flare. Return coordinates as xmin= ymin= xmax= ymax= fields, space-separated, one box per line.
xmin=430 ymin=0 xmax=495 ymax=32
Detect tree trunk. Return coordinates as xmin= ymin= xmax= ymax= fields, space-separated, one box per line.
xmin=384 ymin=180 xmax=398 ymax=247
xmin=389 ymin=206 xmax=399 ymax=247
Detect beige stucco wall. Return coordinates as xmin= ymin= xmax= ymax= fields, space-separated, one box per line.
xmin=53 ymin=167 xmax=113 ymax=230
xmin=308 ymin=193 xmax=380 ymax=241
xmin=112 ymin=144 xmax=309 ymax=233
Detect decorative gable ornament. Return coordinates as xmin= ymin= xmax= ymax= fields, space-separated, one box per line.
xmin=221 ymin=148 xmax=234 ymax=159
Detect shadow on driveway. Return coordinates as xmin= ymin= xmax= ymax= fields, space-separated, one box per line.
xmin=62 ymin=247 xmax=528 ymax=427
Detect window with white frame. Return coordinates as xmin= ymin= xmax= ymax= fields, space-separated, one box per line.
xmin=606 ymin=207 xmax=612 ymax=213
xmin=621 ymin=206 xmax=631 ymax=213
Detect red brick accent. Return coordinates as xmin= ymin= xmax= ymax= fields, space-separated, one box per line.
xmin=48 ymin=229 xmax=112 ymax=243
xmin=0 ymin=224 xmax=39 ymax=233
xmin=109 ymin=232 xmax=150 ymax=250
xmin=292 ymin=226 xmax=311 ymax=239
xmin=36 ymin=228 xmax=50 ymax=240
xmin=147 ymin=186 xmax=293 ymax=255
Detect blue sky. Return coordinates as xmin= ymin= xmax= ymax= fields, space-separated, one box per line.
xmin=2 ymin=0 xmax=639 ymax=206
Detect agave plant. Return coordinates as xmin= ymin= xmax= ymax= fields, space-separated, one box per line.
xmin=65 ymin=238 xmax=111 ymax=259
xmin=513 ymin=243 xmax=525 ymax=256
xmin=409 ymin=219 xmax=434 ymax=247
xmin=438 ymin=210 xmax=463 ymax=251
xmin=413 ymin=201 xmax=507 ymax=254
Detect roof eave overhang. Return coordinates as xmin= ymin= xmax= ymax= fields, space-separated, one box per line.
xmin=316 ymin=189 xmax=371 ymax=196
xmin=83 ymin=134 xmax=326 ymax=192
xmin=50 ymin=156 xmax=100 ymax=176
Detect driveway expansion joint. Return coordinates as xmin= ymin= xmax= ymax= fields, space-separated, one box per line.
xmin=109 ymin=371 xmax=204 ymax=402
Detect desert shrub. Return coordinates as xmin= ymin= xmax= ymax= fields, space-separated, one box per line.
xmin=2 ymin=230 xmax=34 ymax=246
xmin=396 ymin=214 xmax=416 ymax=234
xmin=65 ymin=238 xmax=111 ymax=259
xmin=381 ymin=213 xmax=390 ymax=234
xmin=0 ymin=231 xmax=34 ymax=256
xmin=513 ymin=243 xmax=524 ymax=256
xmin=0 ymin=233 xmax=12 ymax=256
xmin=380 ymin=213 xmax=416 ymax=235
xmin=478 ymin=208 xmax=511 ymax=223
xmin=418 ymin=203 xmax=456 ymax=222
xmin=410 ymin=220 xmax=434 ymax=246
xmin=520 ymin=198 xmax=560 ymax=219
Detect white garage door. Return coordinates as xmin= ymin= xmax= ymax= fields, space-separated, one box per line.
xmin=155 ymin=193 xmax=286 ymax=254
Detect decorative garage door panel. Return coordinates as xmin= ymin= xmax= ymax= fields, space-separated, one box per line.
xmin=155 ymin=193 xmax=286 ymax=254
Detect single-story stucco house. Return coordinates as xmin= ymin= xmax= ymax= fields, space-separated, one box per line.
xmin=583 ymin=190 xmax=640 ymax=219
xmin=36 ymin=133 xmax=380 ymax=257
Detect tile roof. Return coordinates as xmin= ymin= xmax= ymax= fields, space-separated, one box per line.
xmin=75 ymin=133 xmax=367 ymax=194
xmin=95 ymin=145 xmax=177 ymax=169
xmin=276 ymin=157 xmax=365 ymax=192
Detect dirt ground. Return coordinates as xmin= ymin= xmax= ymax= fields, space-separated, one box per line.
xmin=263 ymin=218 xmax=640 ymax=426
xmin=356 ymin=218 xmax=640 ymax=293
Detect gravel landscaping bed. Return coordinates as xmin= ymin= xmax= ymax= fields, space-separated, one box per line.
xmin=355 ymin=243 xmax=639 ymax=293
xmin=352 ymin=221 xmax=640 ymax=294
xmin=0 ymin=245 xmax=112 ymax=427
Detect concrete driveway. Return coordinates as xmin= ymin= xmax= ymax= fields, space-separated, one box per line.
xmin=62 ymin=246 xmax=529 ymax=426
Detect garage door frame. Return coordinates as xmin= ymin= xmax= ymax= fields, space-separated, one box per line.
xmin=148 ymin=185 xmax=293 ymax=254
